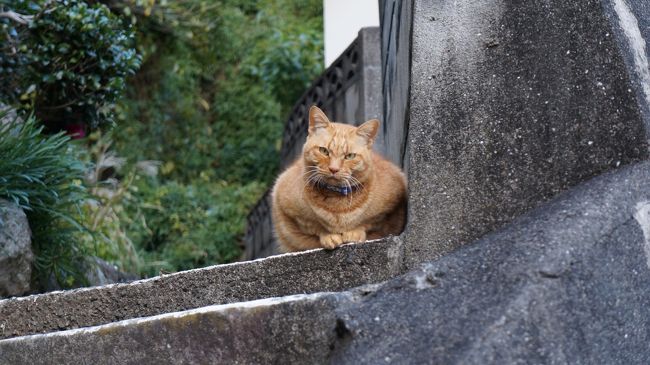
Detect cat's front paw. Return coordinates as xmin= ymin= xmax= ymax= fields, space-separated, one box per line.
xmin=342 ymin=230 xmax=366 ymax=243
xmin=320 ymin=233 xmax=344 ymax=249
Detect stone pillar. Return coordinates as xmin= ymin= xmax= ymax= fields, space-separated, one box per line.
xmin=379 ymin=0 xmax=650 ymax=269
xmin=378 ymin=0 xmax=413 ymax=168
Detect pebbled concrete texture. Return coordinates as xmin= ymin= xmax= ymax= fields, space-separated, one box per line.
xmin=401 ymin=0 xmax=650 ymax=268
xmin=602 ymin=0 xmax=650 ymax=129
xmin=4 ymin=160 xmax=650 ymax=364
xmin=0 ymin=237 xmax=402 ymax=340
xmin=0 ymin=293 xmax=349 ymax=365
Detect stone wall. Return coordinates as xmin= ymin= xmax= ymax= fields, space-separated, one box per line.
xmin=385 ymin=0 xmax=650 ymax=270
xmin=378 ymin=0 xmax=412 ymax=168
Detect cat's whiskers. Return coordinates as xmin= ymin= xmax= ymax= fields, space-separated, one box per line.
xmin=303 ymin=166 xmax=322 ymax=183
xmin=302 ymin=166 xmax=324 ymax=199
xmin=343 ymin=173 xmax=365 ymax=192
xmin=344 ymin=178 xmax=353 ymax=208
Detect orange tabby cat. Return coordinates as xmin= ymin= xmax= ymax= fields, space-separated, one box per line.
xmin=271 ymin=106 xmax=407 ymax=252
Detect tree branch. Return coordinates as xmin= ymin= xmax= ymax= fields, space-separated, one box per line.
xmin=0 ymin=10 xmax=33 ymax=24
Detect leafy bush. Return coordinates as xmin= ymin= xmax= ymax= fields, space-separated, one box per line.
xmin=0 ymin=0 xmax=141 ymax=131
xmin=248 ymin=30 xmax=324 ymax=112
xmin=75 ymin=131 xmax=144 ymax=275
xmin=0 ymin=113 xmax=90 ymax=288
xmin=112 ymin=0 xmax=323 ymax=185
xmin=121 ymin=178 xmax=265 ymax=277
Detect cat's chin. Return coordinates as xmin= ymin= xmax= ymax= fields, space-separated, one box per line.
xmin=323 ymin=176 xmax=345 ymax=186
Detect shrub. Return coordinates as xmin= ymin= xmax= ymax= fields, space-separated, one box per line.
xmin=247 ymin=30 xmax=324 ymax=113
xmin=75 ymin=131 xmax=144 ymax=275
xmin=0 ymin=0 xmax=141 ymax=131
xmin=0 ymin=113 xmax=91 ymax=288
xmin=121 ymin=178 xmax=265 ymax=277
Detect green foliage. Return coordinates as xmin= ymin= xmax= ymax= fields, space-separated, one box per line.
xmin=112 ymin=0 xmax=323 ymax=184
xmin=75 ymin=132 xmax=142 ymax=274
xmin=0 ymin=113 xmax=91 ymax=288
xmin=1 ymin=0 xmax=141 ymax=130
xmin=121 ymin=178 xmax=265 ymax=277
xmin=105 ymin=0 xmax=323 ymax=275
xmin=247 ymin=29 xmax=324 ymax=112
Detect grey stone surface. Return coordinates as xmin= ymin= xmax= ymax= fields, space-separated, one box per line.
xmin=5 ymin=160 xmax=650 ymax=364
xmin=602 ymin=0 xmax=650 ymax=131
xmin=0 ymin=293 xmax=347 ymax=365
xmin=83 ymin=257 xmax=138 ymax=287
xmin=393 ymin=0 xmax=650 ymax=268
xmin=0 ymin=104 xmax=20 ymax=127
xmin=379 ymin=0 xmax=412 ymax=168
xmin=0 ymin=236 xmax=402 ymax=339
xmin=329 ymin=159 xmax=650 ymax=364
xmin=0 ymin=200 xmax=32 ymax=298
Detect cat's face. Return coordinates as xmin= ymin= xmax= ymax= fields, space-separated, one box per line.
xmin=302 ymin=106 xmax=379 ymax=188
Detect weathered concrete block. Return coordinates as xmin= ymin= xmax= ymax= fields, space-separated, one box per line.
xmin=0 ymin=237 xmax=402 ymax=339
xmin=380 ymin=0 xmax=650 ymax=268
xmin=5 ymin=160 xmax=650 ymax=363
xmin=0 ymin=200 xmax=32 ymax=297
xmin=379 ymin=0 xmax=413 ymax=168
xmin=0 ymin=293 xmax=347 ymax=365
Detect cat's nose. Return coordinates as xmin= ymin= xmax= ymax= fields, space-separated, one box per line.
xmin=329 ymin=166 xmax=340 ymax=174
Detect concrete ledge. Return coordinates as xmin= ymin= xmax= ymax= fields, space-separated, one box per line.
xmin=0 ymin=237 xmax=402 ymax=340
xmin=0 ymin=292 xmax=352 ymax=365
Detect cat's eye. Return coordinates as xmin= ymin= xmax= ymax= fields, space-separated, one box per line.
xmin=319 ymin=147 xmax=329 ymax=156
xmin=345 ymin=153 xmax=356 ymax=160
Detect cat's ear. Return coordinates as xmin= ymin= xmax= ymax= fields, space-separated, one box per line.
xmin=309 ymin=106 xmax=331 ymax=135
xmin=356 ymin=119 xmax=379 ymax=146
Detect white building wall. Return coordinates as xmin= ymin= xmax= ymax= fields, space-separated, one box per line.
xmin=324 ymin=0 xmax=379 ymax=67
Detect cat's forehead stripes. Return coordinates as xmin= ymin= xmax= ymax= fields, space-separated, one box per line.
xmin=326 ymin=128 xmax=350 ymax=155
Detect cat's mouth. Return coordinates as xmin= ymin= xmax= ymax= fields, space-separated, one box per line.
xmin=323 ymin=175 xmax=343 ymax=185
xmin=305 ymin=166 xmax=360 ymax=189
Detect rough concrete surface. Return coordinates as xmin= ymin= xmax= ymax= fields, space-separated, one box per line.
xmin=0 ymin=293 xmax=347 ymax=365
xmin=379 ymin=0 xmax=412 ymax=169
xmin=0 ymin=237 xmax=402 ymax=340
xmin=0 ymin=200 xmax=32 ymax=297
xmin=401 ymin=0 xmax=650 ymax=268
xmin=602 ymin=0 xmax=650 ymax=129
xmin=4 ymin=161 xmax=650 ymax=364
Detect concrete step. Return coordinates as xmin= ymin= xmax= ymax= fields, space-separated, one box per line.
xmin=0 ymin=237 xmax=402 ymax=340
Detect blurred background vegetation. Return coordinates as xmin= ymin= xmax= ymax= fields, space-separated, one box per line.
xmin=0 ymin=0 xmax=323 ymax=288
